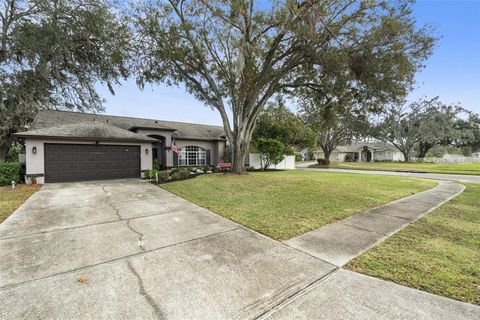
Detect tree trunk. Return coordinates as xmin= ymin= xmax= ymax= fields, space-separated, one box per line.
xmin=323 ymin=150 xmax=331 ymax=161
xmin=0 ymin=145 xmax=9 ymax=161
xmin=231 ymin=137 xmax=250 ymax=174
xmin=417 ymin=142 xmax=432 ymax=158
xmin=402 ymin=150 xmax=410 ymax=162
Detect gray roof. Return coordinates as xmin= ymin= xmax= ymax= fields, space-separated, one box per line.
xmin=29 ymin=110 xmax=226 ymax=141
xmin=335 ymin=142 xmax=399 ymax=152
xmin=16 ymin=121 xmax=157 ymax=142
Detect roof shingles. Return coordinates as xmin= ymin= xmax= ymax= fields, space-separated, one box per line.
xmin=29 ymin=110 xmax=226 ymax=141
xmin=17 ymin=121 xmax=157 ymax=142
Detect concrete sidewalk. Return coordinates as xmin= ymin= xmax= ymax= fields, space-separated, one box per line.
xmin=285 ymin=181 xmax=465 ymax=266
xmin=260 ymin=269 xmax=480 ymax=320
xmin=0 ymin=179 xmax=478 ymax=319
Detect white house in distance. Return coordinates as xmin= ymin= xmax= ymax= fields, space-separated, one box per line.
xmin=303 ymin=142 xmax=405 ymax=162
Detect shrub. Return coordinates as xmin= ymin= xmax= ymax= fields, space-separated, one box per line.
xmin=144 ymin=168 xmax=159 ymax=180
xmin=152 ymin=159 xmax=161 ymax=171
xmin=295 ymin=153 xmax=303 ymax=161
xmin=6 ymin=145 xmax=21 ymax=163
xmin=171 ymin=168 xmax=190 ymax=180
xmin=317 ymin=158 xmax=330 ymax=166
xmin=253 ymin=138 xmax=285 ymax=170
xmin=0 ymin=161 xmax=21 ymax=186
xmin=157 ymin=170 xmax=169 ymax=183
xmin=344 ymin=153 xmax=354 ymax=162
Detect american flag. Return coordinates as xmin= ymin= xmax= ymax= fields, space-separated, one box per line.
xmin=171 ymin=137 xmax=179 ymax=154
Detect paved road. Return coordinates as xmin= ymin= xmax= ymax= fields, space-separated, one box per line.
xmin=0 ymin=179 xmax=478 ymax=319
xmin=296 ymin=162 xmax=480 ymax=183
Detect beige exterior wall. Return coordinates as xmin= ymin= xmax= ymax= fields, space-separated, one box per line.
xmin=175 ymin=139 xmax=226 ymax=166
xmin=25 ymin=138 xmax=152 ymax=184
xmin=373 ymin=150 xmax=404 ymax=162
xmin=135 ymin=129 xmax=173 ymax=166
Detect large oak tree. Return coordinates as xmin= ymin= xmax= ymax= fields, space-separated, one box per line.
xmin=129 ymin=0 xmax=435 ymax=173
xmin=0 ymin=0 xmax=129 ymax=159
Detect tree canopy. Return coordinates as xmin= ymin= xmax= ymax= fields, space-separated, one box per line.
xmin=0 ymin=0 xmax=129 ymax=159
xmin=373 ymin=97 xmax=472 ymax=162
xmin=415 ymin=97 xmax=468 ymax=158
xmin=252 ymin=98 xmax=316 ymax=154
xmin=300 ymin=99 xmax=370 ymax=160
xmin=129 ymin=0 xmax=435 ymax=173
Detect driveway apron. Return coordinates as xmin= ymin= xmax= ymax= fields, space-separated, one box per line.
xmin=0 ymin=179 xmax=477 ymax=319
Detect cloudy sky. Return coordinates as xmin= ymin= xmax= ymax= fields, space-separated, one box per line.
xmin=97 ymin=0 xmax=480 ymax=126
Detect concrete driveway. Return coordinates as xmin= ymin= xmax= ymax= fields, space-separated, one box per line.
xmin=0 ymin=179 xmax=478 ymax=319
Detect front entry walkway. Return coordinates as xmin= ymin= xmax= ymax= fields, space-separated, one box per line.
xmin=285 ymin=181 xmax=465 ymax=266
xmin=0 ymin=179 xmax=477 ymax=319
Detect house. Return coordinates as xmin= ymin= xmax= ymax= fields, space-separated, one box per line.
xmin=314 ymin=142 xmax=405 ymax=162
xmin=15 ymin=110 xmax=227 ymax=183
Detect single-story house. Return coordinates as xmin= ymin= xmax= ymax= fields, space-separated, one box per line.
xmin=15 ymin=110 xmax=227 ymax=183
xmin=313 ymin=142 xmax=405 ymax=162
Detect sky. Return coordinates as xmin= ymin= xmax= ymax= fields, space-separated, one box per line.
xmin=97 ymin=0 xmax=480 ymax=126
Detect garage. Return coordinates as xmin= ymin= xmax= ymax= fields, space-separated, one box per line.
xmin=45 ymin=144 xmax=141 ymax=183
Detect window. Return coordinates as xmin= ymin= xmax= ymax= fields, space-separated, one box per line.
xmin=178 ymin=146 xmax=206 ymax=166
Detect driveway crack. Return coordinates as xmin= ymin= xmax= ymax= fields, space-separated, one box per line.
xmin=126 ymin=219 xmax=146 ymax=251
xmin=127 ymin=260 xmax=165 ymax=319
xmin=108 ymin=202 xmax=123 ymax=221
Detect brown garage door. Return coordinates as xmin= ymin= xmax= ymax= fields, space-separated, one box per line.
xmin=45 ymin=144 xmax=141 ymax=183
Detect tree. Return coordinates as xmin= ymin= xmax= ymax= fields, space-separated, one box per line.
xmin=453 ymin=113 xmax=480 ymax=154
xmin=129 ymin=0 xmax=435 ymax=173
xmin=252 ymin=98 xmax=316 ymax=154
xmin=374 ymin=100 xmax=427 ymax=162
xmin=415 ymin=98 xmax=466 ymax=158
xmin=0 ymin=0 xmax=129 ymax=159
xmin=300 ymin=100 xmax=370 ymax=160
xmin=254 ymin=138 xmax=284 ymax=170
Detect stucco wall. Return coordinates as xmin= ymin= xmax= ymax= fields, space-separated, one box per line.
xmin=135 ymin=129 xmax=173 ymax=166
xmin=175 ymin=139 xmax=226 ymax=166
xmin=374 ymin=150 xmax=405 ymax=162
xmin=25 ymin=138 xmax=152 ymax=184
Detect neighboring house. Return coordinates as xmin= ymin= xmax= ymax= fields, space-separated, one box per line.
xmin=314 ymin=142 xmax=405 ymax=162
xmin=473 ymin=152 xmax=480 ymax=158
xmin=15 ymin=110 xmax=227 ymax=183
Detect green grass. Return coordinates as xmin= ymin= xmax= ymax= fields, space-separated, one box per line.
xmin=0 ymin=184 xmax=41 ymax=223
xmin=162 ymin=170 xmax=435 ymax=240
xmin=347 ymin=183 xmax=480 ymax=305
xmin=309 ymin=161 xmax=480 ymax=175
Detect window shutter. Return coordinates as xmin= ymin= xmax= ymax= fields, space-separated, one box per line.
xmin=206 ymin=149 xmax=211 ymax=165
xmin=173 ymin=151 xmax=178 ymax=167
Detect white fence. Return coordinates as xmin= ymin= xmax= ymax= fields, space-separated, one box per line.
xmin=249 ymin=153 xmax=296 ymax=169
xmin=411 ymin=154 xmax=480 ymax=164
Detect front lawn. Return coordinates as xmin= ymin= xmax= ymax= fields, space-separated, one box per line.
xmin=347 ymin=183 xmax=480 ymax=305
xmin=162 ymin=170 xmax=435 ymax=240
xmin=309 ymin=161 xmax=480 ymax=175
xmin=0 ymin=184 xmax=41 ymax=223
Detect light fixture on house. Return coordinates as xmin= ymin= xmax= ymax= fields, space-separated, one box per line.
xmin=32 ymin=146 xmax=37 ymax=154
xmin=145 ymin=148 xmax=149 ymax=155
